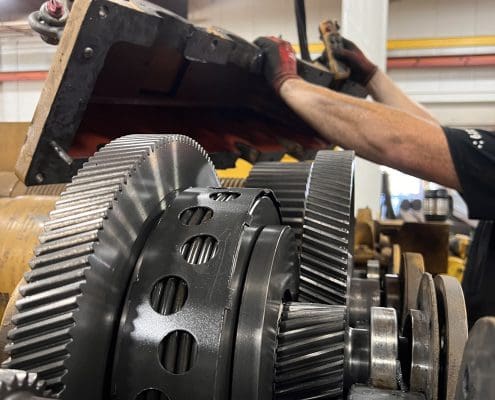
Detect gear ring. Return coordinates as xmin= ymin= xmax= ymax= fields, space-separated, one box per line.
xmin=300 ymin=150 xmax=354 ymax=304
xmin=2 ymin=135 xmax=219 ymax=399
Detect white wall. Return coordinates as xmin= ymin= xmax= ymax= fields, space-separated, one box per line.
xmin=0 ymin=36 xmax=55 ymax=121
xmin=388 ymin=0 xmax=495 ymax=129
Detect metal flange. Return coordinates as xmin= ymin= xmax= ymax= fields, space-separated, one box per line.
xmin=111 ymin=187 xmax=281 ymax=400
xmin=369 ymin=307 xmax=399 ymax=390
xmin=233 ymin=225 xmax=299 ymax=400
xmin=434 ymin=275 xmax=468 ymax=400
xmin=417 ymin=273 xmax=440 ymax=400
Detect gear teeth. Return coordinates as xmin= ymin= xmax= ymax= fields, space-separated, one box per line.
xmin=301 ymin=151 xmax=354 ymax=305
xmin=275 ymin=302 xmax=346 ymax=400
xmin=0 ymin=368 xmax=48 ymax=398
xmin=245 ymin=162 xmax=311 ymax=243
xmin=2 ymin=134 xmax=218 ymax=395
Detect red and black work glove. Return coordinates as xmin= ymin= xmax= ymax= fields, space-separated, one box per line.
xmin=254 ymin=36 xmax=301 ymax=93
xmin=333 ymin=37 xmax=378 ymax=86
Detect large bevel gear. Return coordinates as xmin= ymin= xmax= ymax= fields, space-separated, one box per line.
xmin=0 ymin=369 xmax=48 ymax=399
xmin=2 ymin=135 xmax=219 ymax=399
xmin=246 ymin=151 xmax=355 ymax=305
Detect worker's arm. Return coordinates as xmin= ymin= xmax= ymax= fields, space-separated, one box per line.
xmin=254 ymin=36 xmax=461 ymax=191
xmin=333 ymin=38 xmax=438 ymax=124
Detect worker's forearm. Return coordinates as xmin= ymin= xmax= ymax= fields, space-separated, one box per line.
xmin=366 ymin=69 xmax=438 ymax=124
xmin=279 ymin=78 xmax=461 ymax=191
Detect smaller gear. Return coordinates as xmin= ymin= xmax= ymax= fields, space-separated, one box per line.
xmin=0 ymin=369 xmax=49 ymax=399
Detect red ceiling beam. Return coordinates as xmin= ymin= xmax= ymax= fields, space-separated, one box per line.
xmin=387 ymin=54 xmax=495 ymax=69
xmin=0 ymin=70 xmax=48 ymax=82
xmin=0 ymin=54 xmax=494 ymax=83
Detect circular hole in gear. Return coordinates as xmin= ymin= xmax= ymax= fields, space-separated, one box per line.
xmin=180 ymin=235 xmax=218 ymax=265
xmin=179 ymin=206 xmax=213 ymax=226
xmin=159 ymin=330 xmax=198 ymax=374
xmin=135 ymin=389 xmax=169 ymax=400
xmin=210 ymin=191 xmax=240 ymax=201
xmin=150 ymin=277 xmax=188 ymax=315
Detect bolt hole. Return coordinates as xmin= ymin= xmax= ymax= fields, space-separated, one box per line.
xmin=180 ymin=235 xmax=218 ymax=265
xmin=150 ymin=277 xmax=187 ymax=315
xmin=159 ymin=330 xmax=198 ymax=374
xmin=98 ymin=5 xmax=108 ymax=18
xmin=179 ymin=206 xmax=213 ymax=226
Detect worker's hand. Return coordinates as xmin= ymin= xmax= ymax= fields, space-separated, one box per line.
xmin=254 ymin=36 xmax=301 ymax=93
xmin=333 ymin=38 xmax=378 ymax=86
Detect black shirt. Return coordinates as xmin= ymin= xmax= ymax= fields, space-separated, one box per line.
xmin=443 ymin=127 xmax=495 ymax=219
xmin=443 ymin=127 xmax=495 ymax=327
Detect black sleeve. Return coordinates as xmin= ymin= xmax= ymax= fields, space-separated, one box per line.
xmin=443 ymin=127 xmax=495 ymax=220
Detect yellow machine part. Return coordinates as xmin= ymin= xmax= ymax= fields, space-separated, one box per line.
xmin=0 ymin=196 xmax=57 ymax=321
xmin=448 ymin=256 xmax=465 ymax=283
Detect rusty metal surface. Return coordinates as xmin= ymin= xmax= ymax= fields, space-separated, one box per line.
xmin=15 ymin=0 xmax=365 ymax=185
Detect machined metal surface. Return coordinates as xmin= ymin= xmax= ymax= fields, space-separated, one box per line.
xmin=345 ymin=327 xmax=370 ymax=387
xmin=455 ymin=317 xmax=495 ymax=400
xmin=300 ymin=150 xmax=355 ymax=304
xmin=434 ymin=275 xmax=468 ymax=400
xmin=403 ymin=309 xmax=430 ymax=395
xmin=384 ymin=274 xmax=401 ymax=316
xmin=400 ymin=253 xmax=425 ymax=329
xmin=275 ymin=303 xmax=346 ymax=400
xmin=112 ymin=187 xmax=280 ymax=400
xmin=417 ymin=274 xmax=440 ymax=400
xmin=245 ymin=162 xmax=311 ymax=242
xmin=2 ymin=135 xmax=219 ymax=399
xmin=349 ymin=385 xmax=425 ymax=400
xmin=348 ymin=278 xmax=380 ymax=328
xmin=233 ymin=226 xmax=299 ymax=400
xmin=369 ymin=307 xmax=399 ymax=390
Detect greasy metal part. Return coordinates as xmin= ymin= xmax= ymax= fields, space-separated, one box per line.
xmin=348 ymin=278 xmax=380 ymax=328
xmin=220 ymin=177 xmax=245 ymax=188
xmin=455 ymin=317 xmax=495 ymax=400
xmin=369 ymin=307 xmax=399 ymax=390
xmin=349 ymin=385 xmax=425 ymax=400
xmin=434 ymin=275 xmax=468 ymax=400
xmin=384 ymin=274 xmax=401 ymax=317
xmin=301 ymin=150 xmax=355 ymax=304
xmin=400 ymin=253 xmax=425 ymax=329
xmin=345 ymin=327 xmax=370 ymax=388
xmin=2 ymin=135 xmax=219 ymax=399
xmin=417 ymin=274 xmax=440 ymax=400
xmin=112 ymin=188 xmax=281 ymax=400
xmin=245 ymin=162 xmax=311 ymax=242
xmin=403 ymin=309 xmax=430 ymax=395
xmin=0 ymin=369 xmax=49 ymax=399
xmin=274 ymin=303 xmax=346 ymax=400
xmin=233 ymin=226 xmax=299 ymax=400
xmin=0 ymin=196 xmax=57 ymax=314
